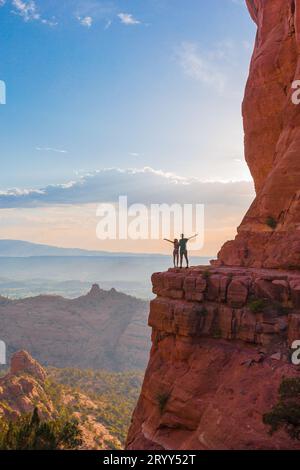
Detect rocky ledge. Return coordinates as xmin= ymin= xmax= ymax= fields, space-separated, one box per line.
xmin=150 ymin=266 xmax=300 ymax=349
xmin=126 ymin=266 xmax=300 ymax=450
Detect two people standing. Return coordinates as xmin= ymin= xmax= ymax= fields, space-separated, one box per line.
xmin=164 ymin=234 xmax=197 ymax=269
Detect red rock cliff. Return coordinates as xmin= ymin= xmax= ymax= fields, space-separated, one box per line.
xmin=126 ymin=267 xmax=300 ymax=450
xmin=126 ymin=1 xmax=300 ymax=450
xmin=218 ymin=0 xmax=300 ymax=269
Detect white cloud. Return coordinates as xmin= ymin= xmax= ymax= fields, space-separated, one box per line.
xmin=11 ymin=0 xmax=56 ymax=25
xmin=176 ymin=37 xmax=253 ymax=96
xmin=36 ymin=147 xmax=68 ymax=154
xmin=129 ymin=152 xmax=140 ymax=157
xmin=74 ymin=1 xmax=115 ymax=29
xmin=12 ymin=0 xmax=40 ymax=21
xmin=41 ymin=18 xmax=57 ymax=26
xmin=0 ymin=168 xmax=254 ymax=255
xmin=0 ymin=0 xmax=6 ymax=6
xmin=77 ymin=15 xmax=93 ymax=28
xmin=176 ymin=42 xmax=227 ymax=93
xmin=0 ymin=167 xmax=254 ymax=209
xmin=104 ymin=19 xmax=112 ymax=30
xmin=118 ymin=12 xmax=140 ymax=25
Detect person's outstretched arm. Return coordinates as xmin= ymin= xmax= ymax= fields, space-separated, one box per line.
xmin=164 ymin=238 xmax=174 ymax=244
xmin=188 ymin=234 xmax=198 ymax=241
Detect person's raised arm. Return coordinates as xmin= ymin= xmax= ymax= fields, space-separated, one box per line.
xmin=164 ymin=238 xmax=174 ymax=244
xmin=188 ymin=234 xmax=198 ymax=241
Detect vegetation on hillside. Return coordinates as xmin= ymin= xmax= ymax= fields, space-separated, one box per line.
xmin=263 ymin=378 xmax=300 ymax=440
xmin=0 ymin=407 xmax=82 ymax=450
xmin=46 ymin=367 xmax=143 ymax=445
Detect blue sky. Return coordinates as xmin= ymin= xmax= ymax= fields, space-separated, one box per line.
xmin=0 ymin=0 xmax=257 ymax=254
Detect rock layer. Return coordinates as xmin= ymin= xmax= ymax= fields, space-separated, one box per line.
xmin=217 ymin=0 xmax=300 ymax=269
xmin=126 ymin=267 xmax=300 ymax=450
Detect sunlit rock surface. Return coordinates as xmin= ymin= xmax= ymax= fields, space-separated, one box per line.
xmin=218 ymin=0 xmax=300 ymax=269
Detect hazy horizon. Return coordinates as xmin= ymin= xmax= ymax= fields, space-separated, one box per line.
xmin=0 ymin=237 xmax=216 ymax=257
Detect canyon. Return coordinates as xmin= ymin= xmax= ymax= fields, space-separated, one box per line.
xmin=126 ymin=0 xmax=300 ymax=450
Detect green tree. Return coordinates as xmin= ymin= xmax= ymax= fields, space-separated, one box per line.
xmin=0 ymin=408 xmax=82 ymax=450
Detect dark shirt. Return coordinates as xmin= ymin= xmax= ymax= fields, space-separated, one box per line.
xmin=179 ymin=238 xmax=188 ymax=252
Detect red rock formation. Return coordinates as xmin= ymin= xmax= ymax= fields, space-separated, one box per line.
xmin=10 ymin=350 xmax=46 ymax=382
xmin=126 ymin=267 xmax=300 ymax=450
xmin=127 ymin=2 xmax=300 ymax=450
xmin=217 ymin=0 xmax=300 ymax=269
xmin=0 ymin=351 xmax=121 ymax=449
xmin=0 ymin=351 xmax=53 ymax=420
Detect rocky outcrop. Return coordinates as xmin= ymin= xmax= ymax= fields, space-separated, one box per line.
xmin=217 ymin=0 xmax=300 ymax=269
xmin=126 ymin=267 xmax=300 ymax=450
xmin=151 ymin=267 xmax=300 ymax=350
xmin=10 ymin=350 xmax=46 ymax=382
xmin=0 ymin=351 xmax=53 ymax=420
xmin=0 ymin=351 xmax=121 ymax=450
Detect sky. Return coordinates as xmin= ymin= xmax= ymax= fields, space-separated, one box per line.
xmin=0 ymin=0 xmax=257 ymax=255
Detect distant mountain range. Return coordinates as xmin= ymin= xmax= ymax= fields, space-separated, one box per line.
xmin=0 ymin=239 xmax=163 ymax=258
xmin=0 ymin=240 xmax=214 ymax=301
xmin=0 ymin=284 xmax=150 ymax=371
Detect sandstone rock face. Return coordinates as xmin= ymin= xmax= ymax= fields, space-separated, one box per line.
xmin=126 ymin=267 xmax=300 ymax=450
xmin=127 ymin=2 xmax=300 ymax=449
xmin=217 ymin=0 xmax=300 ymax=269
